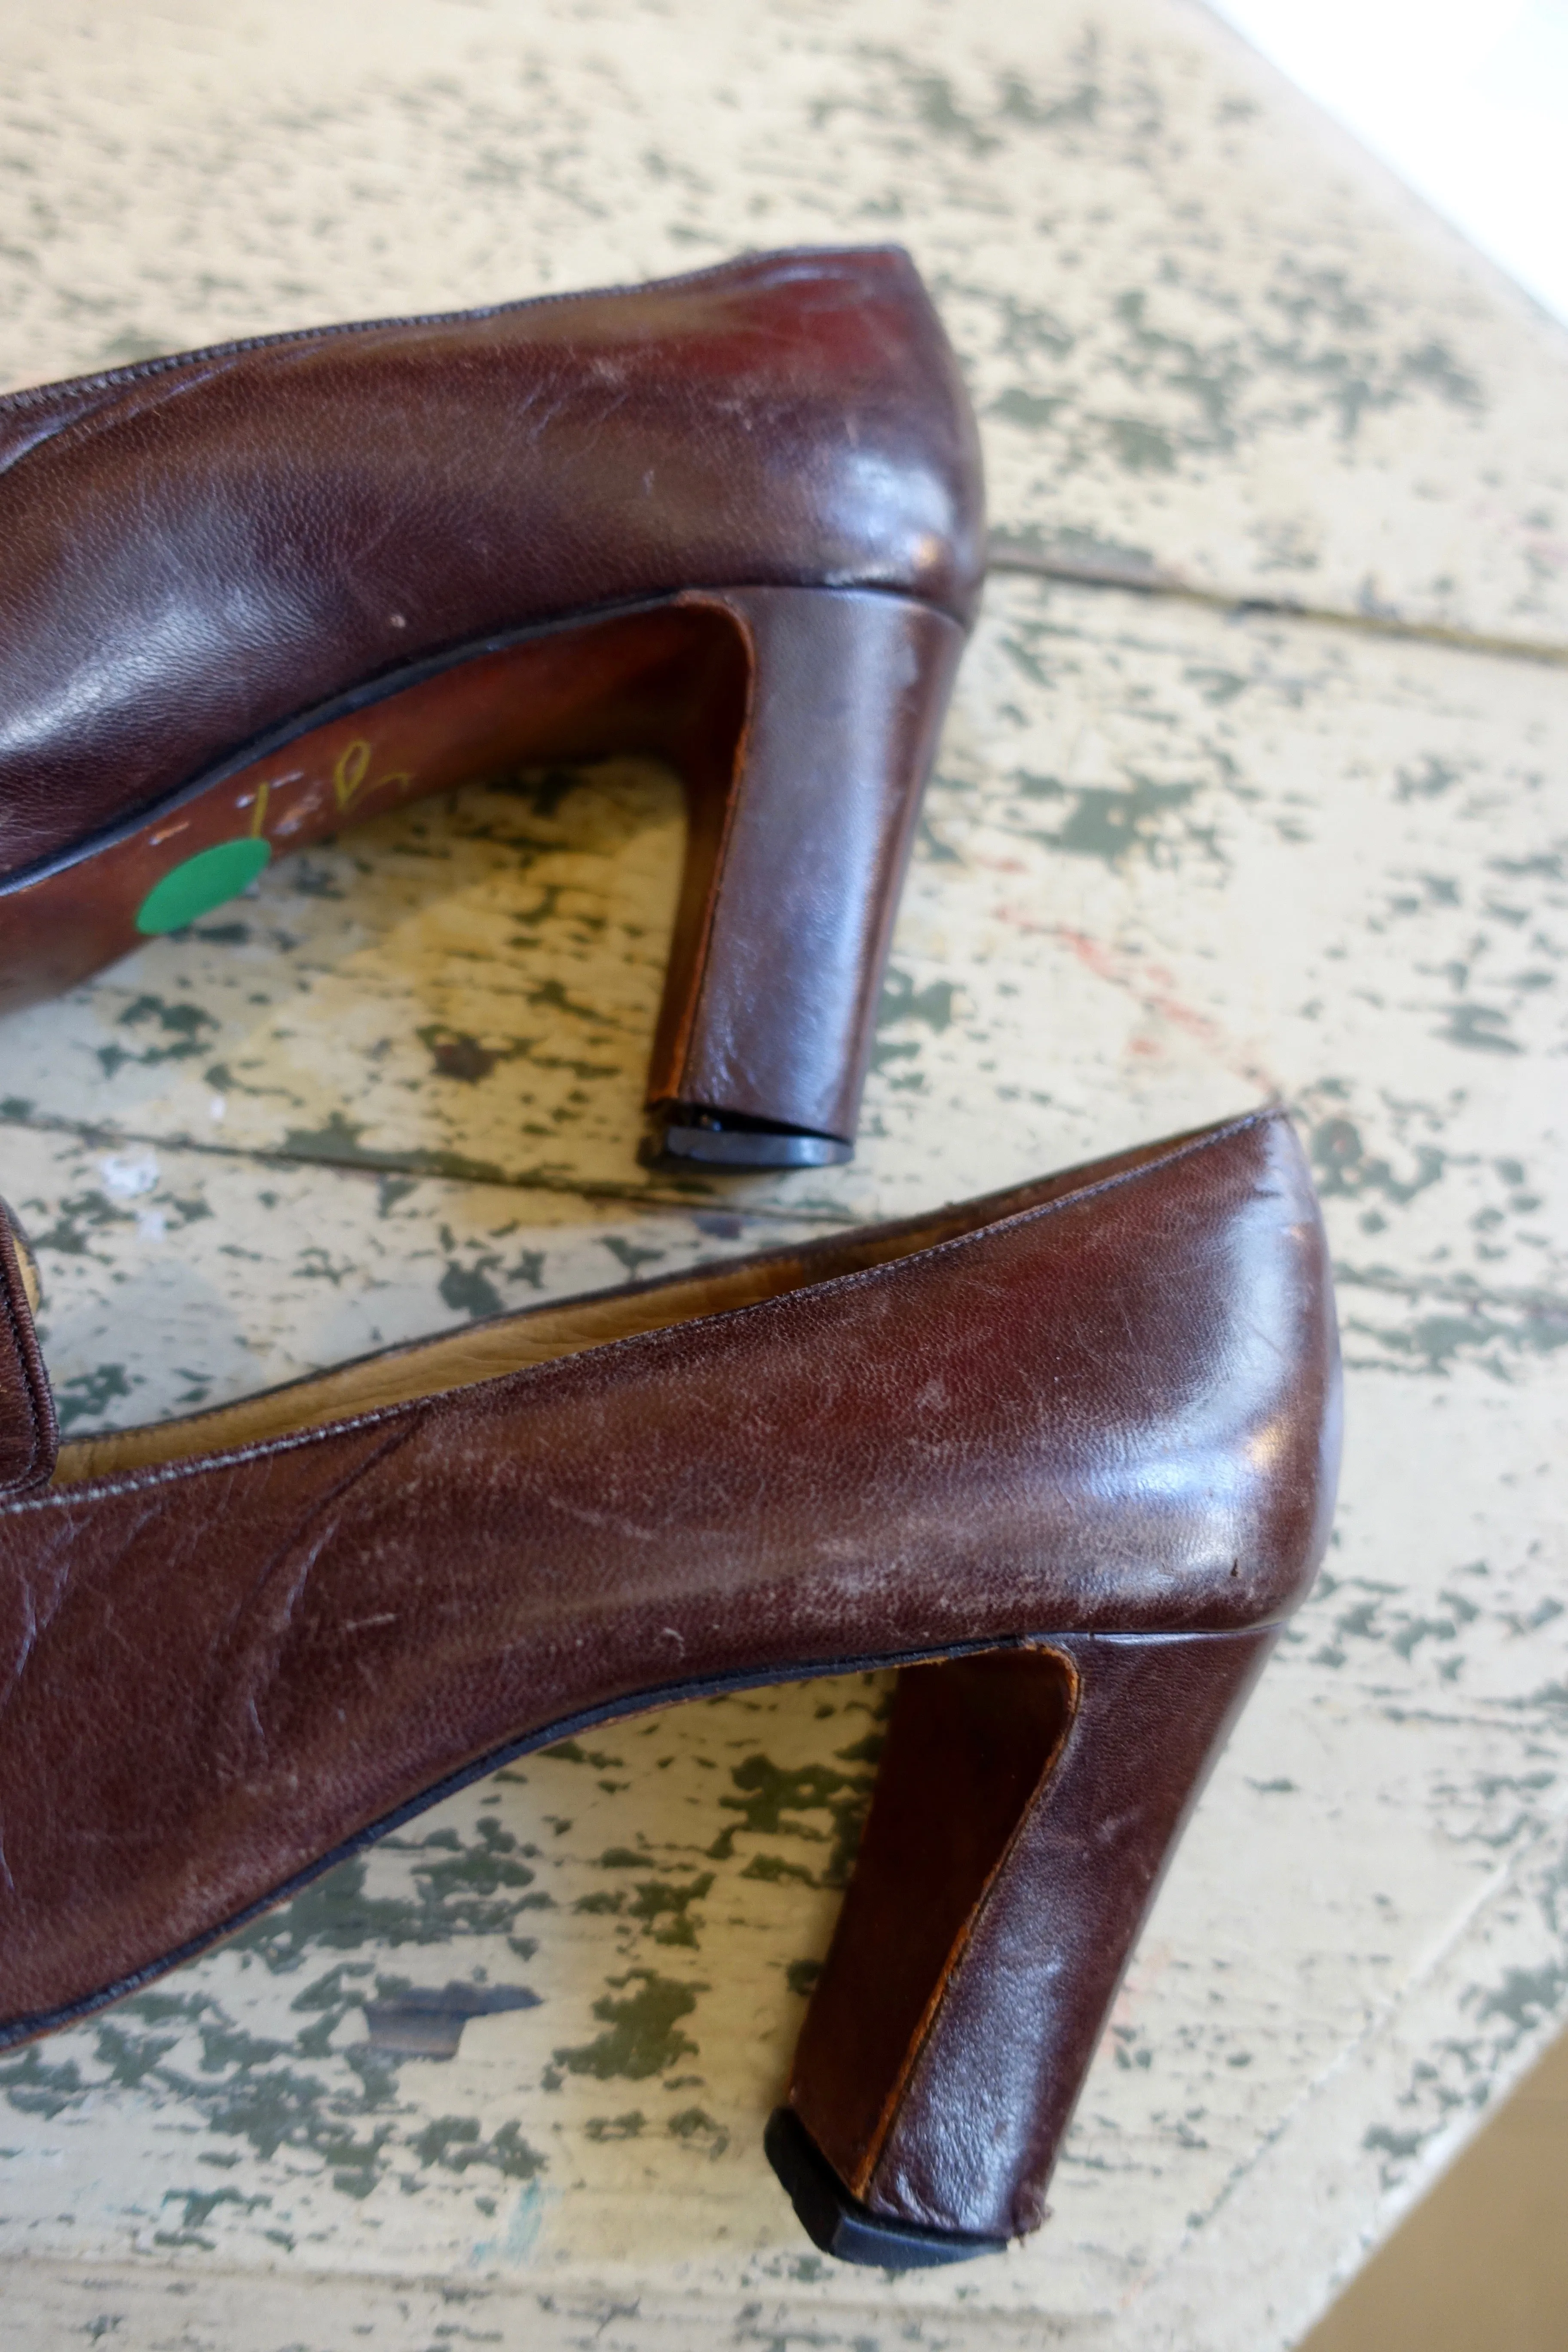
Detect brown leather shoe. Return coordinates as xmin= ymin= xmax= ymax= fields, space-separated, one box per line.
xmin=0 ymin=1107 xmax=1339 ymax=2263
xmin=0 ymin=246 xmax=984 ymax=1168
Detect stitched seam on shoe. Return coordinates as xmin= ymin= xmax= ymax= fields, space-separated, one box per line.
xmin=0 ymin=245 xmax=912 ymax=465
xmin=7 ymin=1109 xmax=1285 ymax=1514
xmin=0 ymin=1260 xmax=43 ymax=1492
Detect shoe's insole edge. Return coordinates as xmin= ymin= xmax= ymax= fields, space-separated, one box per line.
xmin=52 ymin=1115 xmax=1258 ymax=1485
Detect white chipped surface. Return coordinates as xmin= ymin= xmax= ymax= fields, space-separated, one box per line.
xmin=0 ymin=5 xmax=1565 ymax=2349
xmin=1 ymin=0 xmax=1568 ymax=642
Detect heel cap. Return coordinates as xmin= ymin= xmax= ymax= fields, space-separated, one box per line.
xmin=650 ymin=1110 xmax=852 ymax=1170
xmin=763 ymin=2107 xmax=1005 ymax=2269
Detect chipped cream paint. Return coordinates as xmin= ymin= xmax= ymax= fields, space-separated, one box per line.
xmin=1 ymin=0 xmax=1567 ymax=642
xmin=0 ymin=3 xmax=1565 ymax=2349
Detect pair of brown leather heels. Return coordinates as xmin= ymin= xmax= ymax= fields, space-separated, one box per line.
xmin=0 ymin=247 xmax=1341 ymax=2266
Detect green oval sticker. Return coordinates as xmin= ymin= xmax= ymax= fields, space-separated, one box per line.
xmin=135 ymin=838 xmax=272 ymax=934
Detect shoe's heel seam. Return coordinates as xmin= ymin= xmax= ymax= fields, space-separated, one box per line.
xmin=844 ymin=1638 xmax=1084 ymax=2202
xmin=651 ymin=581 xmax=966 ymax=1124
xmin=828 ymin=1625 xmax=1281 ymax=2242
xmin=643 ymin=590 xmax=760 ymax=1105
xmin=652 ymin=584 xmax=967 ymax=1141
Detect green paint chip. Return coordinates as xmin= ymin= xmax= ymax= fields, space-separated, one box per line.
xmin=135 ymin=838 xmax=271 ymax=934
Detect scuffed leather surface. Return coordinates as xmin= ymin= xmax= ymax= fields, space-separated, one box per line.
xmin=0 ymin=1209 xmax=56 ymax=1498
xmin=0 ymin=1109 xmax=1339 ymax=2037
xmin=0 ymin=245 xmax=985 ymax=879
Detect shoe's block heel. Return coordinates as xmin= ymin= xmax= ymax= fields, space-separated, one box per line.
xmin=770 ymin=1627 xmax=1277 ymax=2263
xmin=650 ymin=585 xmax=965 ymax=1170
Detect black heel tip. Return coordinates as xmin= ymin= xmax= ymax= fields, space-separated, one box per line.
xmin=652 ymin=1112 xmax=853 ymax=1171
xmin=763 ymin=2108 xmax=1006 ymax=2269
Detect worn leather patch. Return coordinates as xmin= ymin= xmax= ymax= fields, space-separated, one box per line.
xmin=0 ymin=1204 xmax=57 ymax=1495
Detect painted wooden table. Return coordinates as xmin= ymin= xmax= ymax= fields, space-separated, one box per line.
xmin=0 ymin=3 xmax=1565 ymax=2346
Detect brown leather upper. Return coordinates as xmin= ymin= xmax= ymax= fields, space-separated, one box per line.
xmin=0 ymin=1110 xmax=1338 ymax=2041
xmin=0 ymin=246 xmax=985 ymax=881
